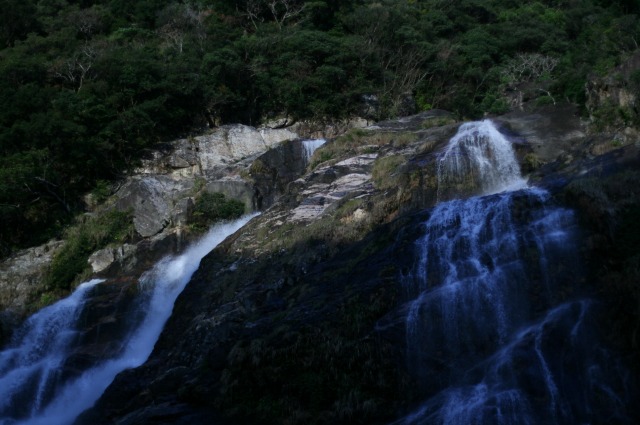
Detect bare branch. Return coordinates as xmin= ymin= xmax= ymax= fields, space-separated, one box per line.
xmin=50 ymin=43 xmax=98 ymax=92
xmin=267 ymin=0 xmax=305 ymax=30
xmin=502 ymin=53 xmax=559 ymax=85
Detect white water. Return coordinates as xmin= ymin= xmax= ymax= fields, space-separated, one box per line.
xmin=437 ymin=120 xmax=527 ymax=198
xmin=0 ymin=280 xmax=104 ymax=423
xmin=394 ymin=121 xmax=633 ymax=424
xmin=0 ymin=214 xmax=256 ymax=425
xmin=301 ymin=139 xmax=326 ymax=162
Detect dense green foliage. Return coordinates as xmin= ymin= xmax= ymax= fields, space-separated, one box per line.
xmin=1 ymin=0 xmax=639 ymax=254
xmin=44 ymin=209 xmax=132 ymax=291
xmin=191 ymin=192 xmax=245 ymax=230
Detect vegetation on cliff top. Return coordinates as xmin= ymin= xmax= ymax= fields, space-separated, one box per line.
xmin=1 ymin=0 xmax=639 ymax=254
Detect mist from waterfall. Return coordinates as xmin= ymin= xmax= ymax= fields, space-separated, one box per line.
xmin=0 ymin=214 xmax=257 ymax=425
xmin=394 ymin=120 xmax=635 ymax=424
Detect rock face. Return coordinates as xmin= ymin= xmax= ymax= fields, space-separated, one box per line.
xmin=248 ymin=139 xmax=318 ymax=210
xmin=1 ymin=117 xmax=379 ymax=339
xmin=288 ymin=154 xmax=378 ymax=222
xmin=76 ymin=105 xmax=640 ymax=425
xmin=115 ymin=177 xmax=191 ymax=238
xmin=586 ymin=51 xmax=640 ymax=119
xmin=117 ymin=124 xmax=302 ymax=239
xmin=88 ymin=244 xmax=137 ymax=274
xmin=135 ymin=125 xmax=299 ymax=178
xmin=495 ymin=104 xmax=587 ymax=164
xmin=0 ymin=240 xmax=65 ymax=342
xmin=0 ymin=240 xmax=64 ymax=310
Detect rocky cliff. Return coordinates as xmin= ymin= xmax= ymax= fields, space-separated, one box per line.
xmin=0 ymin=114 xmax=374 ymax=347
xmin=72 ymin=105 xmax=640 ymax=425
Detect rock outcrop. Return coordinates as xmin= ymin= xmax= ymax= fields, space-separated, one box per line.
xmin=135 ymin=125 xmax=299 ymax=177
xmin=0 ymin=240 xmax=65 ymax=343
xmin=585 ymin=49 xmax=640 ymax=150
xmin=0 ymin=240 xmax=64 ymax=312
xmin=0 ymin=117 xmax=376 ymax=341
xmin=119 ymin=124 xmax=302 ymax=239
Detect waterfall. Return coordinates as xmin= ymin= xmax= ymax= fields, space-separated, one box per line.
xmin=0 ymin=279 xmax=104 ymax=423
xmin=437 ymin=120 xmax=527 ymax=199
xmin=301 ymin=139 xmax=326 ymax=162
xmin=395 ymin=121 xmax=634 ymax=424
xmin=0 ymin=214 xmax=256 ymax=425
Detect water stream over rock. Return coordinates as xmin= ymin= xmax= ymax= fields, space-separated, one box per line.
xmin=0 ymin=215 xmax=256 ymax=425
xmin=301 ymin=138 xmax=326 ymax=163
xmin=394 ymin=120 xmax=634 ymax=424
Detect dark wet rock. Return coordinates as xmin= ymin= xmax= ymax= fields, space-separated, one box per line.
xmin=171 ymin=197 xmax=195 ymax=227
xmin=494 ymin=103 xmax=587 ymax=164
xmin=0 ymin=310 xmax=20 ymax=347
xmin=248 ymin=139 xmax=312 ymax=210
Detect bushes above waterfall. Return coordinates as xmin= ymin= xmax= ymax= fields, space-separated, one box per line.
xmin=191 ymin=192 xmax=245 ymax=231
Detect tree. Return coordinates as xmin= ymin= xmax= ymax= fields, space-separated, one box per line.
xmin=242 ymin=0 xmax=306 ymax=31
xmin=0 ymin=0 xmax=38 ymax=47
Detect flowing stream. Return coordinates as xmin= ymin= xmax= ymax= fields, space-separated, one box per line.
xmin=301 ymin=138 xmax=326 ymax=162
xmin=395 ymin=121 xmax=634 ymax=424
xmin=0 ymin=214 xmax=256 ymax=425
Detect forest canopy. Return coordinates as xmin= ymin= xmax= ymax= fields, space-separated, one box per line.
xmin=1 ymin=0 xmax=639 ymax=254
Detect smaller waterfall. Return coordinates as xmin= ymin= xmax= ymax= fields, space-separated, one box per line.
xmin=0 ymin=214 xmax=257 ymax=425
xmin=302 ymin=139 xmax=326 ymax=162
xmin=437 ymin=120 xmax=527 ymax=199
xmin=0 ymin=279 xmax=104 ymax=422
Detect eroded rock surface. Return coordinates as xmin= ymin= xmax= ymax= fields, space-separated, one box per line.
xmin=289 ymin=155 xmax=378 ymax=222
xmin=0 ymin=240 xmax=65 ymax=344
xmin=135 ymin=125 xmax=298 ymax=178
xmin=0 ymin=240 xmax=64 ymax=311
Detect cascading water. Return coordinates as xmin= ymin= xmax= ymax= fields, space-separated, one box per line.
xmin=436 ymin=120 xmax=527 ymax=200
xmin=0 ymin=279 xmax=104 ymax=422
xmin=301 ymin=138 xmax=326 ymax=162
xmin=395 ymin=121 xmax=635 ymax=424
xmin=0 ymin=214 xmax=256 ymax=425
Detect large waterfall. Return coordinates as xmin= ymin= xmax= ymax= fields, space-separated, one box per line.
xmin=0 ymin=215 xmax=256 ymax=425
xmin=395 ymin=121 xmax=634 ymax=424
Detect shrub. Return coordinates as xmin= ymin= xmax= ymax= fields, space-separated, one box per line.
xmin=372 ymin=155 xmax=405 ymax=189
xmin=45 ymin=209 xmax=133 ymax=291
xmin=90 ymin=180 xmax=112 ymax=205
xmin=191 ymin=192 xmax=245 ymax=230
